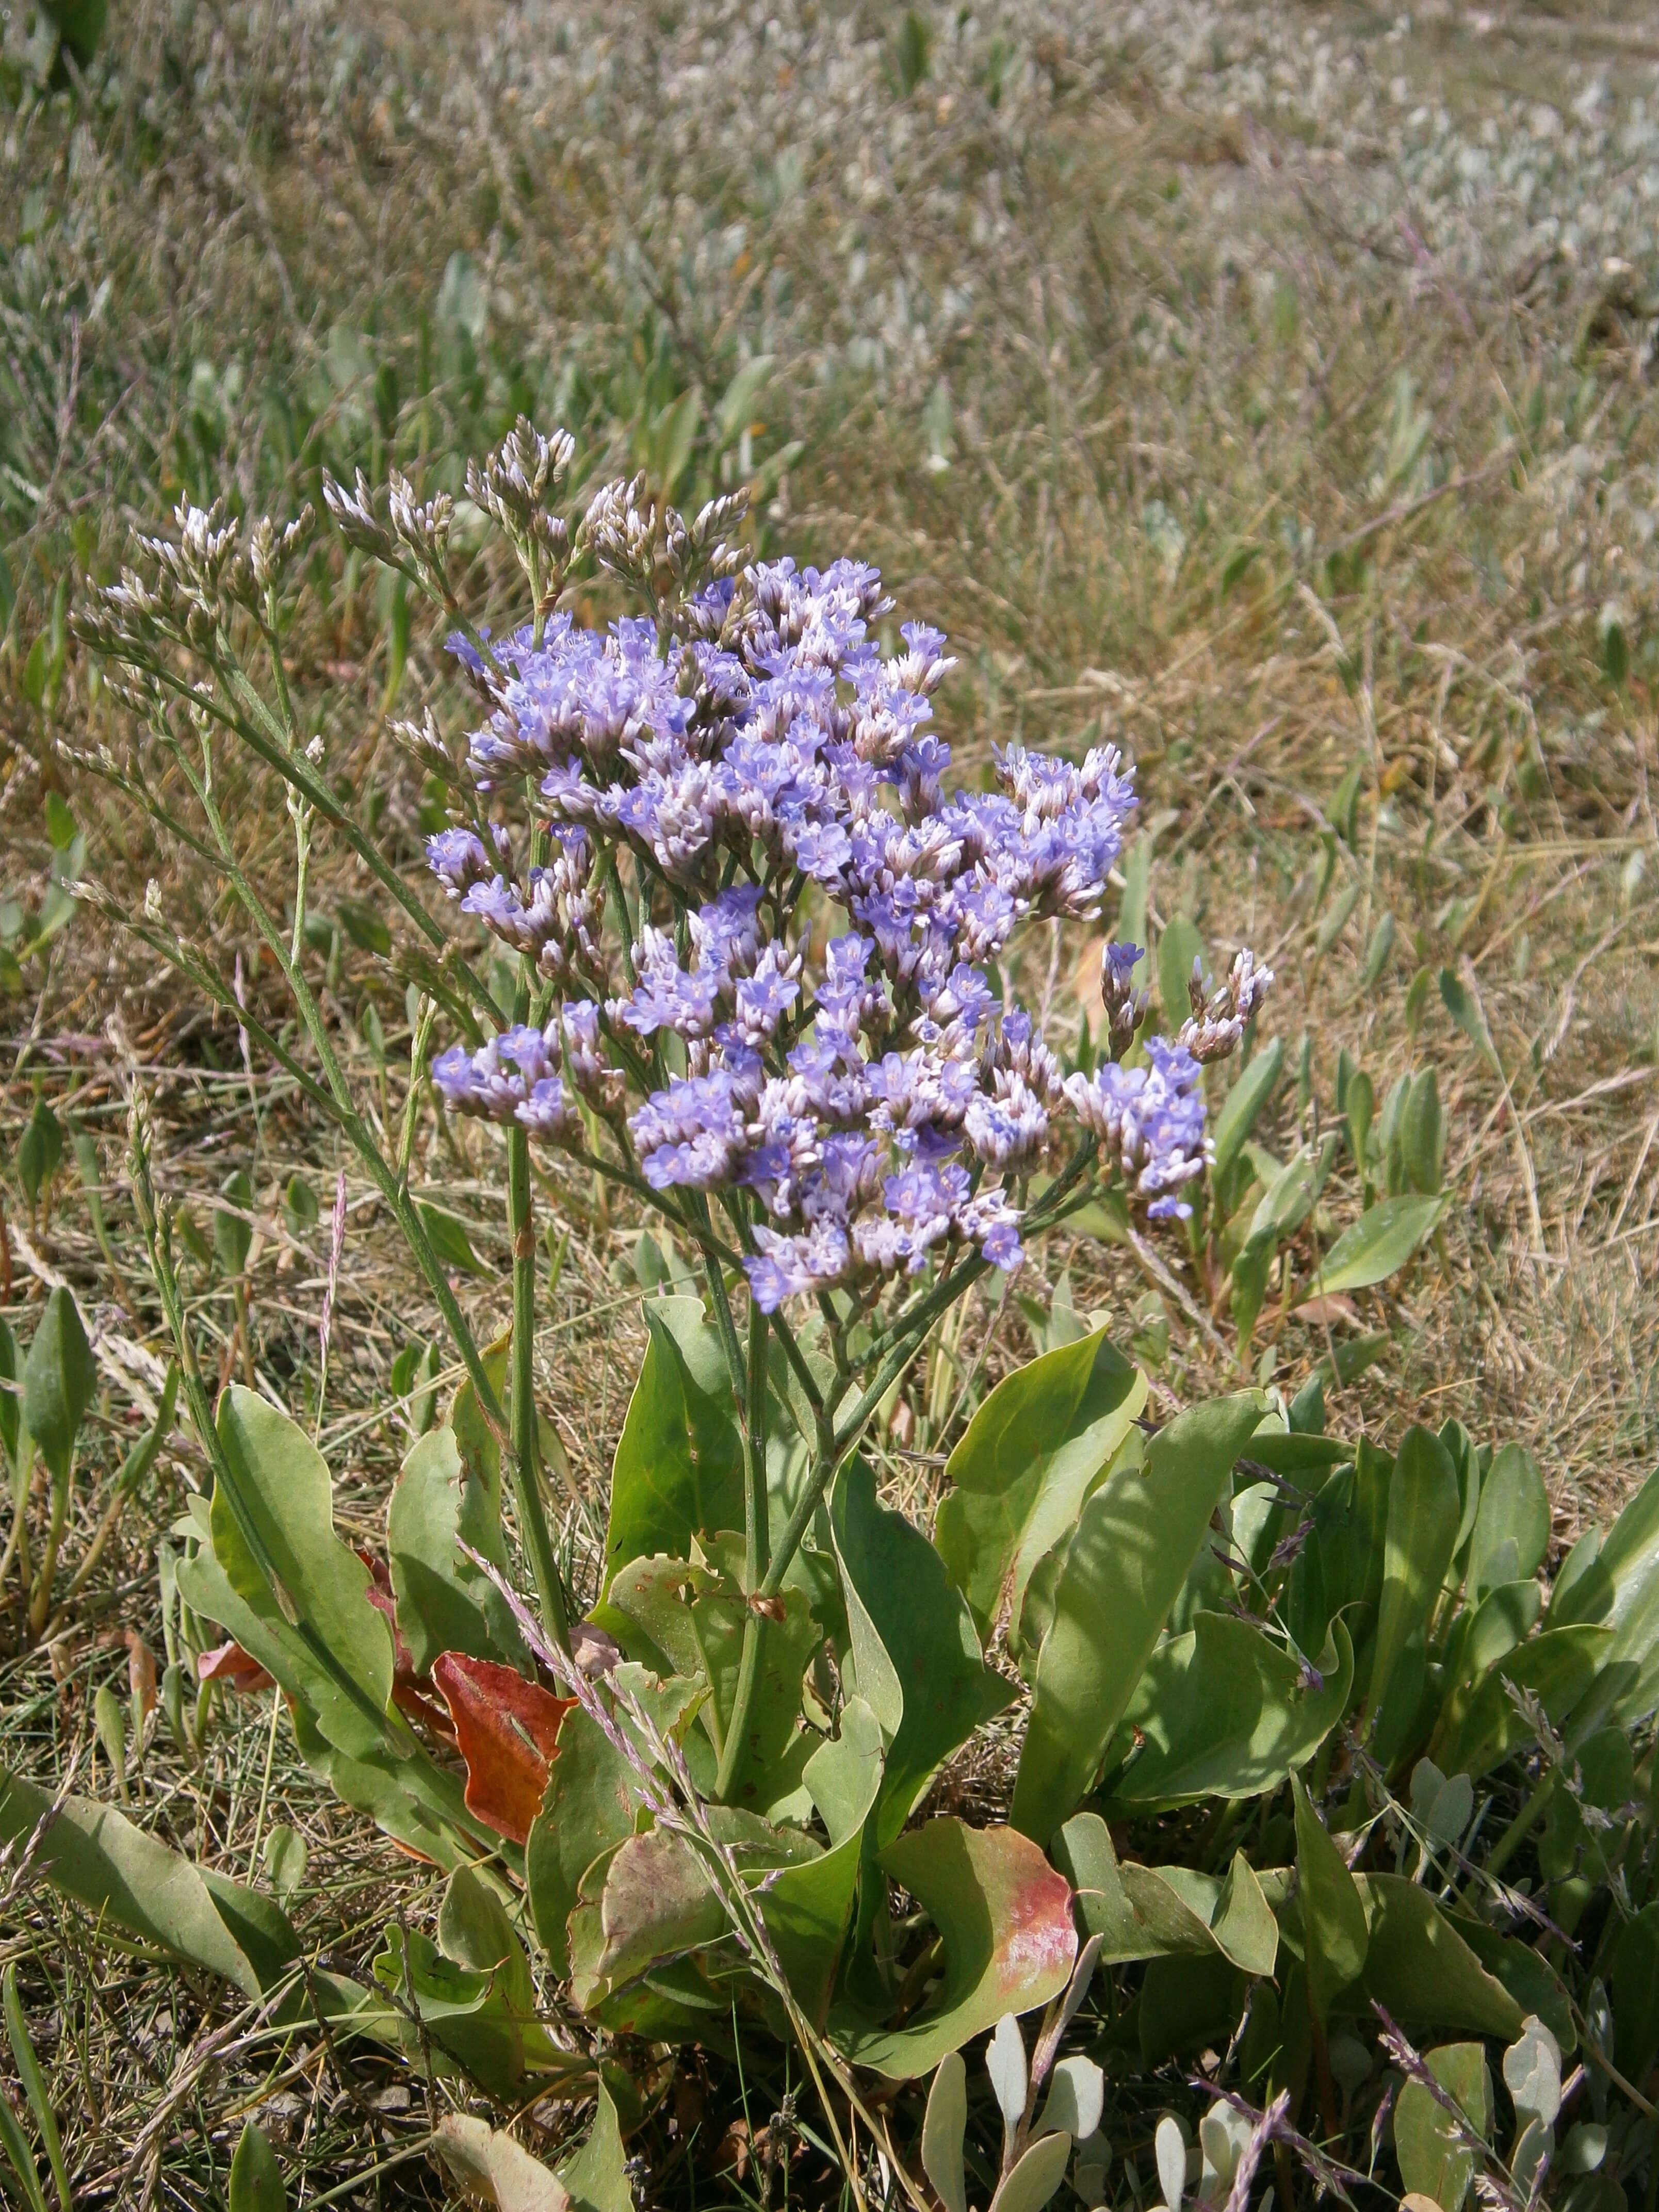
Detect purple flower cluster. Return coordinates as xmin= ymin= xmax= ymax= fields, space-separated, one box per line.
xmin=1062 ymin=1040 xmax=1211 ymax=1218
xmin=428 ymin=544 xmax=1271 ymax=1310
xmin=432 ymin=1025 xmax=576 ymax=1143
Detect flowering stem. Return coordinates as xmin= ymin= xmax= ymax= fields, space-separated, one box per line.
xmin=151 ymin=743 xmax=541 ymax=1614
xmin=508 ymin=1124 xmax=571 ymax=1652
xmin=714 ymin=1298 xmax=771 ymax=1802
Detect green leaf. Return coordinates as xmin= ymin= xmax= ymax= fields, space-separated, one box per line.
xmin=41 ymin=0 xmax=107 ymax=67
xmin=375 ymin=1913 xmax=579 ymax=2102
xmin=561 ymin=2084 xmax=632 ymax=2212
xmin=587 ymin=1828 xmax=732 ymax=1999
xmin=1612 ymin=1906 xmax=1659 ymax=2086
xmin=1056 ymin=1813 xmax=1275 ymax=1974
xmin=834 ymin=1819 xmax=1076 ymax=2078
xmin=936 ymin=1330 xmax=1146 ymax=1642
xmin=214 ymin=1390 xmax=396 ymax=1731
xmin=1117 ymin=839 xmax=1152 ymax=984
xmin=1548 ymin=1467 xmax=1659 ymax=1714
xmin=1219 ymin=543 xmax=1263 ymax=600
xmin=1349 ymin=1878 xmax=1521 ymax=2038
xmin=526 ymin=1674 xmax=707 ymax=1978
xmin=1315 ymin=879 xmax=1362 ymax=957
xmin=1599 ymin=601 xmax=1630 ymax=688
xmin=284 ymin=1174 xmax=319 ymax=1234
xmin=1292 ymin=1774 xmax=1368 ymax=2025
xmin=94 ymin=1684 xmax=126 ymax=1777
xmin=20 ymin=636 xmax=48 ymax=709
xmin=230 ymin=2120 xmax=288 ymax=2212
xmin=181 ymin=1387 xmax=396 ymax=1760
xmin=262 ymin=1824 xmax=307 ymax=1906
xmin=1401 ymin=1070 xmax=1445 ymax=1195
xmin=1449 ymin=1919 xmax=1573 ymax=2053
xmin=831 ymin=1458 xmax=1004 ymax=1845
xmin=603 ymin=1297 xmax=744 ymax=1591
xmin=1504 ymin=2016 xmax=1563 ymax=2129
xmin=1102 ymin=1615 xmax=1353 ymax=1808
xmin=0 ymin=2094 xmax=48 ymax=2212
xmin=1369 ymin=1424 xmax=1460 ymax=1727
xmin=1246 ymin=1143 xmax=1330 ymax=1255
xmin=15 ymin=1106 xmax=63 ymax=1212
xmin=0 ymin=1320 xmax=19 ymax=1471
xmin=21 ymin=1284 xmax=95 ymax=1487
xmin=1434 ymin=1627 xmax=1614 ymax=1779
xmin=1011 ymin=1392 xmax=1263 ymax=1844
xmin=1343 ymin=1071 xmax=1375 ymax=1183
xmin=1241 ymin=1429 xmax=1349 ymax=1485
xmin=1158 ymin=915 xmax=1208 ymax=1029
xmin=418 ymin=1201 xmax=483 ymax=1274
xmin=436 ymin=2115 xmax=571 ymax=2212
xmin=1140 ymin=1953 xmax=1248 ymax=2067
xmin=337 ymin=899 xmax=393 ymax=958
xmin=1439 ymin=966 xmax=1501 ymax=1069
xmin=1211 ymin=1853 xmax=1282 ymax=1979
xmin=388 ymin=1424 xmax=530 ymax=1675
xmin=989 ymin=2132 xmax=1072 ymax=2212
xmin=0 ymin=1764 xmax=294 ymax=1998
xmin=758 ymin=1698 xmax=885 ymax=2024
xmin=287 ymin=1701 xmax=473 ymax=1869
xmin=1212 ymin=1040 xmax=1284 ymax=1187
xmin=436 ymin=252 xmax=488 ymax=341
xmin=1361 ymin=912 xmax=1396 ymax=989
xmin=714 ymin=354 xmax=776 ymax=449
xmin=1394 ymin=2044 xmax=1490 ymax=2212
xmin=921 ymin=2052 xmax=969 ymax=2212
xmin=214 ymin=1169 xmax=254 ymax=1278
xmin=1297 ymin=1194 xmax=1446 ymax=1301
xmin=598 ymin=1544 xmax=818 ymax=1808
xmin=3 ymin=1965 xmax=69 ymax=2212
xmin=1467 ymin=1443 xmax=1549 ymax=1599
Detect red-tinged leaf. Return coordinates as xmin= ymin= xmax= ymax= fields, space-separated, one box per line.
xmin=836 ymin=1818 xmax=1078 ymax=2078
xmin=433 ymin=1653 xmax=574 ymax=1845
xmin=197 ymin=1639 xmax=275 ymax=1693
xmin=359 ymin=1548 xmax=417 ymax=1681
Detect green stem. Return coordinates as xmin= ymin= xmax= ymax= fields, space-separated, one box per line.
xmin=26 ymin=1465 xmax=72 ymax=1638
xmin=1473 ymin=1768 xmax=1557 ymax=1898
xmin=715 ymin=1302 xmax=771 ymax=1803
xmin=759 ymin=1313 xmax=936 ymax=1608
xmin=508 ymin=1125 xmax=570 ymax=1651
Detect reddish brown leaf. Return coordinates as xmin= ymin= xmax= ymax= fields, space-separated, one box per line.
xmin=433 ymin=1652 xmax=574 ymax=1845
xmin=197 ymin=1639 xmax=275 ymax=1693
xmin=394 ymin=1679 xmax=458 ymax=1745
xmin=358 ymin=1548 xmax=417 ymax=1680
xmin=124 ymin=1630 xmax=159 ymax=1720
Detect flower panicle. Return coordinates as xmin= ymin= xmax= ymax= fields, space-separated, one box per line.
xmin=420 ymin=421 xmax=1273 ymax=1310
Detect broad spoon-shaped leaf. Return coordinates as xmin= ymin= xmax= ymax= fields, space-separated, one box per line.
xmin=833 ymin=1819 xmax=1076 ymax=2078
xmin=1011 ymin=1393 xmax=1263 ymax=1844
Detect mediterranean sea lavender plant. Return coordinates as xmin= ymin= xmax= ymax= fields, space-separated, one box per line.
xmin=350 ymin=421 xmax=1271 ymax=1790
xmin=74 ymin=418 xmax=1270 ymax=1799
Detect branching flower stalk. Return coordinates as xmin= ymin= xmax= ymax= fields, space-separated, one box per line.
xmin=77 ymin=418 xmax=1274 ymax=1783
